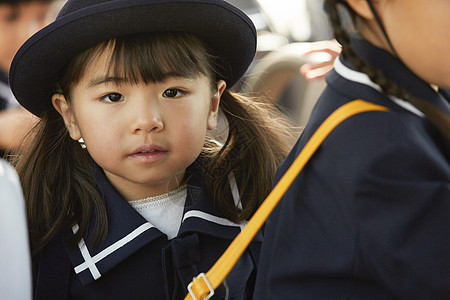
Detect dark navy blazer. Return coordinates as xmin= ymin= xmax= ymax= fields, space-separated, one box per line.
xmin=254 ymin=37 xmax=450 ymax=299
xmin=33 ymin=163 xmax=261 ymax=299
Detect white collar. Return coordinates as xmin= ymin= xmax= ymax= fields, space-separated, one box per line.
xmin=333 ymin=57 xmax=425 ymax=118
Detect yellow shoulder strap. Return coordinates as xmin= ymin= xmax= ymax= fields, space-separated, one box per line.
xmin=185 ymin=100 xmax=389 ymax=300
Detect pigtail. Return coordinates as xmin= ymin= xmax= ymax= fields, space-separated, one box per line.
xmin=201 ymin=90 xmax=297 ymax=223
xmin=326 ymin=0 xmax=450 ymax=151
xmin=14 ymin=109 xmax=108 ymax=254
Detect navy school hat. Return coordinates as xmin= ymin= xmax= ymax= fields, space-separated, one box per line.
xmin=9 ymin=0 xmax=256 ymax=116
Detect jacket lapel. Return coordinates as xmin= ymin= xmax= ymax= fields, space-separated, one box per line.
xmin=64 ymin=170 xmax=166 ymax=286
xmin=63 ymin=163 xmax=262 ymax=292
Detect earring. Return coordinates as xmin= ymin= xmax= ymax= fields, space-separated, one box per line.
xmin=78 ymin=138 xmax=86 ymax=149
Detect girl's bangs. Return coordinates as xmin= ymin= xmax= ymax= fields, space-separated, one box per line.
xmin=58 ymin=32 xmax=221 ymax=99
xmin=103 ymin=32 xmax=216 ymax=86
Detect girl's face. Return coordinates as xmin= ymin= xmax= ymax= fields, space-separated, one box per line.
xmin=53 ymin=49 xmax=225 ymax=200
xmin=0 ymin=2 xmax=52 ymax=73
xmin=356 ymin=0 xmax=450 ymax=88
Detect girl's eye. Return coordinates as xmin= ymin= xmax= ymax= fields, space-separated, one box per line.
xmin=163 ymin=89 xmax=184 ymax=98
xmin=101 ymin=93 xmax=124 ymax=103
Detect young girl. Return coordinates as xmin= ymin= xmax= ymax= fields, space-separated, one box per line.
xmin=9 ymin=0 xmax=296 ymax=298
xmin=254 ymin=0 xmax=450 ymax=298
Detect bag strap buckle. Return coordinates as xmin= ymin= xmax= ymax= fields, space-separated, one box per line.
xmin=187 ymin=272 xmax=215 ymax=300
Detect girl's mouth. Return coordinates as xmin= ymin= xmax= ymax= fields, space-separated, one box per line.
xmin=130 ymin=145 xmax=168 ymax=163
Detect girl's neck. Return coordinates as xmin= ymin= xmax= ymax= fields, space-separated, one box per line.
xmin=358 ymin=20 xmax=393 ymax=56
xmin=103 ymin=170 xmax=186 ymax=201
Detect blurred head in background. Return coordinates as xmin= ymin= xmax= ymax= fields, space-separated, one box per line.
xmin=0 ymin=0 xmax=55 ymax=73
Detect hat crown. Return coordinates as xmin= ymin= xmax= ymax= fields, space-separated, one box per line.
xmin=57 ymin=0 xmax=227 ymax=20
xmin=58 ymin=0 xmax=118 ymax=18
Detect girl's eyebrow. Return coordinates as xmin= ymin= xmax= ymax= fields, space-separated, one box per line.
xmin=156 ymin=72 xmax=196 ymax=83
xmin=87 ymin=73 xmax=197 ymax=88
xmin=88 ymin=76 xmax=127 ymax=88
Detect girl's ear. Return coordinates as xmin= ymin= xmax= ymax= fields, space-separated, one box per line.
xmin=346 ymin=0 xmax=378 ymax=20
xmin=51 ymin=93 xmax=82 ymax=140
xmin=207 ymin=80 xmax=226 ymax=130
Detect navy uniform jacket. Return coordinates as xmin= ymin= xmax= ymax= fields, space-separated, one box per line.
xmin=33 ymin=163 xmax=261 ymax=299
xmin=254 ymin=37 xmax=450 ymax=299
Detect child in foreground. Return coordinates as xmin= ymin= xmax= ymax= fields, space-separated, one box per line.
xmin=9 ymin=0 xmax=296 ymax=298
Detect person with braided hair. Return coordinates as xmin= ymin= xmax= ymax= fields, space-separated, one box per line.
xmin=254 ymin=0 xmax=450 ymax=298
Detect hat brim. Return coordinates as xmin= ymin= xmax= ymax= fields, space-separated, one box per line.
xmin=10 ymin=0 xmax=256 ymax=116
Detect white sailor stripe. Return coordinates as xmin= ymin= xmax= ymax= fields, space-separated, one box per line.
xmin=72 ymin=224 xmax=101 ymax=280
xmin=228 ymin=172 xmax=241 ymax=209
xmin=182 ymin=210 xmax=246 ymax=228
xmin=228 ymin=172 xmax=246 ymax=231
xmin=333 ymin=57 xmax=425 ymax=118
xmin=72 ymin=222 xmax=154 ymax=279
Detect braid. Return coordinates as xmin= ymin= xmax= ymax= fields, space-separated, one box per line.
xmin=325 ymin=0 xmax=450 ymax=151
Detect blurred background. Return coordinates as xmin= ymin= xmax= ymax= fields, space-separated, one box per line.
xmin=228 ymin=0 xmax=333 ymax=128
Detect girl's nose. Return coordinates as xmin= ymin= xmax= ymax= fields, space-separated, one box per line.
xmin=130 ymin=103 xmax=164 ymax=134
